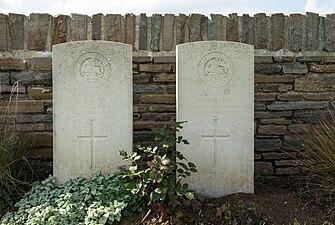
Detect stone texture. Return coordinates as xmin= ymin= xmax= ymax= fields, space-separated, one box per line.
xmin=263 ymin=84 xmax=292 ymax=92
xmin=267 ymin=101 xmax=329 ymax=110
xmin=277 ymin=93 xmax=304 ymax=101
xmin=210 ymin=14 xmax=227 ymax=40
xmin=29 ymin=58 xmax=52 ymax=71
xmin=162 ymin=14 xmax=174 ymax=51
xmin=282 ymin=63 xmax=307 ymax=74
xmin=306 ymin=12 xmax=320 ymax=51
xmin=324 ymin=14 xmax=335 ymax=52
xmin=125 ymin=14 xmax=135 ymax=46
xmin=14 ymin=123 xmax=45 ymax=132
xmin=140 ymin=94 xmax=175 ymax=104
xmin=255 ymin=74 xmax=295 ymax=83
xmin=133 ymin=131 xmax=155 ymax=142
xmin=0 ymin=58 xmax=26 ymax=71
xmin=282 ymin=136 xmax=307 ymax=151
xmin=8 ymin=13 xmax=25 ymax=50
xmin=92 ymin=14 xmax=102 ymax=40
xmin=241 ymin=14 xmax=254 ymax=44
xmin=133 ymin=73 xmax=150 ymax=83
xmin=153 ymin=73 xmax=176 ymax=82
xmin=27 ymin=13 xmax=51 ymax=51
xmin=254 ymin=64 xmax=282 ymax=74
xmin=0 ymin=101 xmax=44 ymax=113
xmin=68 ymin=14 xmax=89 ymax=41
xmin=295 ymin=73 xmax=335 ymax=92
xmin=258 ymin=125 xmax=287 ymax=135
xmin=153 ymin=56 xmax=176 ymax=63
xmin=151 ymin=14 xmax=162 ymax=51
xmin=0 ymin=14 xmax=9 ymax=51
xmin=29 ymin=132 xmax=53 ymax=148
xmin=310 ymin=64 xmax=335 ymax=73
xmin=27 ymin=86 xmax=52 ymax=99
xmin=11 ymin=72 xmax=51 ymax=85
xmin=273 ymin=55 xmax=295 ymax=62
xmin=271 ymin=13 xmax=286 ymax=50
xmin=16 ymin=114 xmax=52 ymax=123
xmin=177 ymin=41 xmax=254 ymax=197
xmin=263 ymin=152 xmax=297 ymax=160
xmin=260 ymin=118 xmax=291 ymax=125
xmin=138 ymin=13 xmax=147 ymax=50
xmin=189 ymin=14 xmax=202 ymax=42
xmin=288 ymin=14 xmax=305 ymax=51
xmin=139 ymin=64 xmax=173 ymax=73
xmin=254 ymin=56 xmax=273 ymax=64
xmin=254 ymin=93 xmax=276 ymax=101
xmin=255 ymin=137 xmax=282 ymax=152
xmin=142 ymin=113 xmax=175 ymax=121
xmin=227 ymin=14 xmax=239 ymax=42
xmin=254 ymin=13 xmax=270 ymax=49
xmin=52 ymin=15 xmax=68 ymax=45
xmin=255 ymin=162 xmax=274 ymax=175
xmin=255 ymin=111 xmax=292 ymax=119
xmin=133 ymin=85 xmax=162 ymax=93
xmin=102 ymin=14 xmax=122 ymax=42
xmin=175 ymin=14 xmax=188 ymax=45
xmin=296 ymin=55 xmax=322 ymax=62
xmin=133 ymin=121 xmax=165 ymax=130
xmin=276 ymin=167 xmax=300 ymax=175
xmin=53 ymin=41 xmax=132 ymax=184
xmin=149 ymin=104 xmax=176 ymax=112
xmin=0 ymin=72 xmax=9 ymax=85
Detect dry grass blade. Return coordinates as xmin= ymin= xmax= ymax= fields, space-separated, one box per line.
xmin=295 ymin=109 xmax=335 ymax=196
xmin=0 ymin=81 xmax=35 ymax=215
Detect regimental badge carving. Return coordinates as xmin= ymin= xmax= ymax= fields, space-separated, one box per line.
xmin=198 ymin=52 xmax=234 ymax=87
xmin=74 ymin=52 xmax=110 ymax=88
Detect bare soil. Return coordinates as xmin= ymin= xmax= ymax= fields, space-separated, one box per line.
xmin=118 ymin=177 xmax=335 ymax=225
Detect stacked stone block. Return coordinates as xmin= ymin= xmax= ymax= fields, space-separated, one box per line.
xmin=0 ymin=12 xmax=335 ymax=176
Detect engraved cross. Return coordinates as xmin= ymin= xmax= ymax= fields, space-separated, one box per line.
xmin=78 ymin=119 xmax=107 ymax=169
xmin=201 ymin=118 xmax=230 ymax=168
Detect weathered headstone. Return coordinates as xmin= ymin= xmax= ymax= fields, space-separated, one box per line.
xmin=53 ymin=41 xmax=132 ymax=184
xmin=177 ymin=41 xmax=254 ymax=197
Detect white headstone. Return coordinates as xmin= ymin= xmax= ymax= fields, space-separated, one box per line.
xmin=53 ymin=41 xmax=132 ymax=184
xmin=177 ymin=41 xmax=254 ymax=197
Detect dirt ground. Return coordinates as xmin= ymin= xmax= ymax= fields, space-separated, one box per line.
xmin=118 ymin=177 xmax=335 ymax=225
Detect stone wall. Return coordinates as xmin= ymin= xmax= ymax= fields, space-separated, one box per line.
xmin=1 ymin=13 xmax=335 ymax=176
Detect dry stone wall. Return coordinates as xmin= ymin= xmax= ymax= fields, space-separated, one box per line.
xmin=1 ymin=13 xmax=335 ymax=176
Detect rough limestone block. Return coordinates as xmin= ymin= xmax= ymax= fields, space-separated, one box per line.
xmin=0 ymin=14 xmax=9 ymax=51
xmin=53 ymin=41 xmax=132 ymax=184
xmin=295 ymin=73 xmax=335 ymax=92
xmin=125 ymin=14 xmax=135 ymax=47
xmin=227 ymin=13 xmax=239 ymax=42
xmin=52 ymin=15 xmax=68 ymax=45
xmin=241 ymin=14 xmax=254 ymax=45
xmin=162 ymin=14 xmax=175 ymax=51
xmin=189 ymin=14 xmax=202 ymax=42
xmin=288 ymin=14 xmax=305 ymax=51
xmin=324 ymin=14 xmax=335 ymax=52
xmin=175 ymin=14 xmax=188 ymax=45
xmin=27 ymin=13 xmax=51 ymax=51
xmin=150 ymin=14 xmax=162 ymax=51
xmin=177 ymin=41 xmax=254 ymax=197
xmin=306 ymin=12 xmax=319 ymax=51
xmin=271 ymin=13 xmax=286 ymax=50
xmin=254 ymin=13 xmax=270 ymax=49
xmin=92 ymin=14 xmax=102 ymax=40
xmin=210 ymin=14 xmax=227 ymax=41
xmin=138 ymin=13 xmax=147 ymax=50
xmin=68 ymin=14 xmax=89 ymax=41
xmin=8 ymin=13 xmax=25 ymax=50
xmin=102 ymin=14 xmax=122 ymax=42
